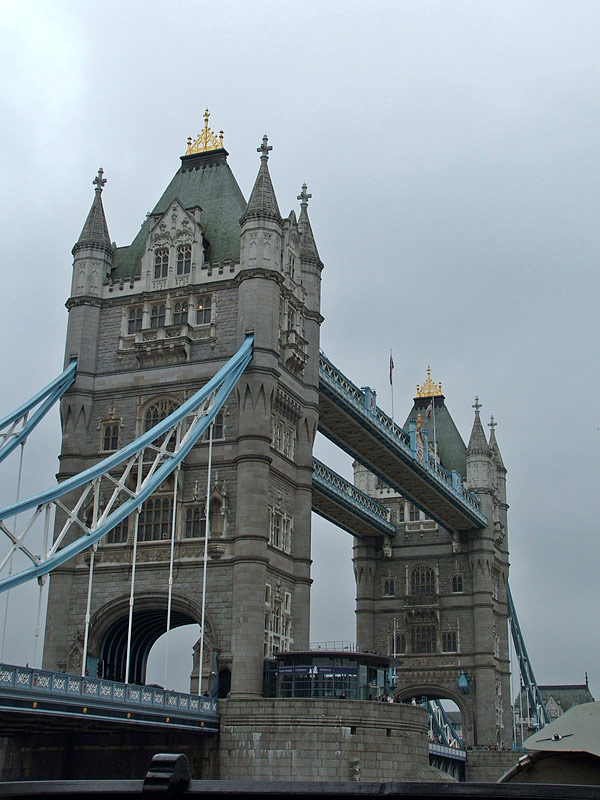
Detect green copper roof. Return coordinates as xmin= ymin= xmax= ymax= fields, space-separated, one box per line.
xmin=111 ymin=150 xmax=247 ymax=278
xmin=404 ymin=396 xmax=467 ymax=478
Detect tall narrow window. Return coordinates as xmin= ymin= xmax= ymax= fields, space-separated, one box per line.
xmin=452 ymin=575 xmax=463 ymax=593
xmin=154 ymin=248 xmax=169 ymax=279
xmin=197 ymin=295 xmax=212 ymax=324
xmin=185 ymin=505 xmax=206 ymax=538
xmin=410 ymin=565 xmax=436 ymax=595
xmin=176 ymin=244 xmax=191 ymax=275
xmin=144 ymin=400 xmax=178 ymax=432
xmin=409 ymin=503 xmax=420 ymax=522
xmin=107 ymin=516 xmax=128 ymax=544
xmin=173 ymin=300 xmax=188 ymax=325
xmin=150 ymin=304 xmax=165 ymax=328
xmin=442 ymin=631 xmax=458 ymax=652
xmin=411 ymin=626 xmax=437 ymax=654
xmin=102 ymin=424 xmax=119 ymax=451
xmin=128 ymin=307 xmax=143 ymax=334
xmin=383 ymin=578 xmax=395 ymax=596
xmin=138 ymin=496 xmax=173 ymax=541
xmin=204 ymin=411 xmax=224 ymax=441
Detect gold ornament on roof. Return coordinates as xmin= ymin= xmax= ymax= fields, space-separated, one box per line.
xmin=416 ymin=366 xmax=443 ymax=398
xmin=186 ymin=109 xmax=224 ymax=154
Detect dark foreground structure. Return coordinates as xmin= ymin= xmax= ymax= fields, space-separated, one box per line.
xmin=0 ymin=753 xmax=599 ymax=799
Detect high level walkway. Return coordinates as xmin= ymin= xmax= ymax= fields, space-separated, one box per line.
xmin=312 ymin=458 xmax=395 ymax=538
xmin=318 ymin=353 xmax=487 ymax=532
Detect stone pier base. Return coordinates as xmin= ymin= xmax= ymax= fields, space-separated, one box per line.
xmin=218 ymin=698 xmax=450 ymax=782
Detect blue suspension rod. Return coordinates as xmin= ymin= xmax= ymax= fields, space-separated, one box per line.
xmin=0 ymin=360 xmax=77 ymax=464
xmin=0 ymin=336 xmax=253 ymax=592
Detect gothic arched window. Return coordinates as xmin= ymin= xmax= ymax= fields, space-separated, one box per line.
xmin=452 ymin=575 xmax=463 ymax=593
xmin=383 ymin=578 xmax=395 ymax=596
xmin=203 ymin=411 xmax=224 ymax=441
xmin=411 ymin=625 xmax=437 ymax=654
xmin=176 ymin=244 xmax=191 ymax=275
xmin=410 ymin=565 xmax=436 ymax=596
xmin=196 ymin=295 xmax=212 ymax=325
xmin=173 ymin=300 xmax=188 ymax=325
xmin=144 ymin=399 xmax=178 ymax=433
xmin=138 ymin=495 xmax=173 ymax=541
xmin=128 ymin=307 xmax=143 ymax=334
xmin=150 ymin=304 xmax=165 ymax=328
xmin=102 ymin=424 xmax=119 ymax=452
xmin=107 ymin=516 xmax=128 ymax=544
xmin=154 ymin=248 xmax=169 ymax=279
xmin=185 ymin=505 xmax=206 ymax=538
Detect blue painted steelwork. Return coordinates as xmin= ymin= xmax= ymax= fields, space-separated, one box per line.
xmin=507 ymin=584 xmax=550 ymax=730
xmin=424 ymin=698 xmax=463 ymax=749
xmin=0 ymin=662 xmax=217 ymax=731
xmin=312 ymin=457 xmax=395 ymax=537
xmin=318 ymin=353 xmax=487 ymax=529
xmin=0 ymin=360 xmax=77 ymax=464
xmin=428 ymin=742 xmax=467 ymax=762
xmin=0 ymin=336 xmax=254 ymax=593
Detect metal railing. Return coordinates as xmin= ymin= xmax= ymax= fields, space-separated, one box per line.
xmin=318 ymin=353 xmax=486 ymax=525
xmin=0 ymin=662 xmax=217 ymax=721
xmin=312 ymin=458 xmax=395 ymax=535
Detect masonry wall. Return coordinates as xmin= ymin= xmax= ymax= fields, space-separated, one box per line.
xmin=218 ymin=698 xmax=450 ymax=782
xmin=464 ymin=749 xmax=520 ymax=782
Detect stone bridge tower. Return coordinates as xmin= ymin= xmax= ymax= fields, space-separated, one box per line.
xmin=353 ymin=371 xmax=512 ymax=747
xmin=43 ymin=116 xmax=323 ymax=697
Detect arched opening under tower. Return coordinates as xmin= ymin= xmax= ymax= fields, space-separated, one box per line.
xmin=99 ymin=608 xmax=196 ymax=684
xmin=395 ymin=685 xmax=470 ymax=748
xmin=146 ymin=623 xmax=201 ymax=692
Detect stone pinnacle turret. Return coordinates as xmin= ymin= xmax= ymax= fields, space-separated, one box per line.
xmin=72 ymin=168 xmax=113 ymax=257
xmin=241 ymin=135 xmax=281 ymax=222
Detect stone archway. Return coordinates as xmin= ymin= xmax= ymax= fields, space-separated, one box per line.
xmin=394 ymin=683 xmax=473 ymax=747
xmin=87 ymin=593 xmax=215 ymax=685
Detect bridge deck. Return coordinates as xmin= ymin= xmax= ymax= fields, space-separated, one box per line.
xmin=318 ymin=355 xmax=487 ymax=532
xmin=312 ymin=458 xmax=395 ymax=538
xmin=0 ymin=663 xmax=218 ymax=733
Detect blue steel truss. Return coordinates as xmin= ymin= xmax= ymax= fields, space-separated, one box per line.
xmin=0 ymin=336 xmax=253 ymax=593
xmin=507 ymin=583 xmax=550 ymax=730
xmin=0 ymin=360 xmax=77 ymax=464
xmin=312 ymin=457 xmax=395 ymax=537
xmin=318 ymin=353 xmax=487 ymax=529
xmin=424 ymin=698 xmax=464 ymax=749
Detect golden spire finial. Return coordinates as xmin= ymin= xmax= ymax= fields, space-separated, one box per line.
xmin=185 ymin=109 xmax=225 ymax=155
xmin=416 ymin=365 xmax=443 ymax=398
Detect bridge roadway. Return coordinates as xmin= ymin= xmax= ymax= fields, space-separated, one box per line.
xmin=318 ymin=353 xmax=487 ymax=532
xmin=0 ymin=662 xmax=218 ymax=733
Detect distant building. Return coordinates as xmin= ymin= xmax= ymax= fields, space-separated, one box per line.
xmin=513 ymin=679 xmax=594 ymax=743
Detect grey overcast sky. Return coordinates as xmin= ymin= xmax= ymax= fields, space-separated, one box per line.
xmin=0 ymin=0 xmax=598 ymax=696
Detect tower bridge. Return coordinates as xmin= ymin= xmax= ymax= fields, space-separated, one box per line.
xmin=0 ymin=114 xmax=545 ymax=782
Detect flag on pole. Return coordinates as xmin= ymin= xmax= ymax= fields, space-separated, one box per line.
xmin=389 ymin=351 xmax=394 ymax=385
xmin=425 ymin=398 xmax=433 ymax=421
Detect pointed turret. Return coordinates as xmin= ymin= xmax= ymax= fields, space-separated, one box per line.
xmin=488 ymin=415 xmax=507 ymax=509
xmin=72 ymin=168 xmax=112 ymax=257
xmin=297 ymin=183 xmax=321 ymax=263
xmin=466 ymin=397 xmax=493 ymax=491
xmin=70 ymin=168 xmax=113 ymax=298
xmin=240 ymin=136 xmax=283 ymax=274
xmin=487 ymin=415 xmax=506 ymax=471
xmin=241 ymin=135 xmax=281 ymax=222
xmin=466 ymin=397 xmax=491 ymax=458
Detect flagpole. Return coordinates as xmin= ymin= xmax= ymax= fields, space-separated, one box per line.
xmin=432 ymin=396 xmax=437 ymax=458
xmin=389 ymin=349 xmax=394 ymax=422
